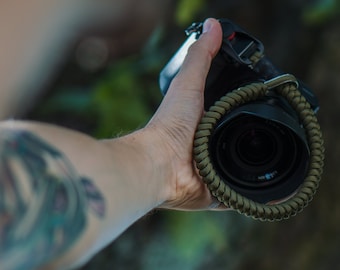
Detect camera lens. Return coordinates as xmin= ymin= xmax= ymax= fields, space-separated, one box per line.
xmin=237 ymin=129 xmax=276 ymax=166
xmin=214 ymin=115 xmax=297 ymax=186
xmin=210 ymin=113 xmax=308 ymax=203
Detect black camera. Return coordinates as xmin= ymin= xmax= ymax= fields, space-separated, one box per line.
xmin=159 ymin=19 xmax=323 ymax=213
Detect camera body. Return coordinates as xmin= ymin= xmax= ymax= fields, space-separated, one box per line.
xmin=159 ymin=19 xmax=319 ymax=204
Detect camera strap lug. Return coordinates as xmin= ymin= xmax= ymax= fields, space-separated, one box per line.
xmin=185 ymin=20 xmax=264 ymax=67
xmin=218 ymin=19 xmax=264 ymax=67
xmin=264 ymin=74 xmax=299 ymax=90
xmin=185 ymin=22 xmax=203 ymax=37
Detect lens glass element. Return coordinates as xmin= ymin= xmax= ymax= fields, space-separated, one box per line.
xmin=237 ymin=129 xmax=277 ymax=166
xmin=211 ymin=115 xmax=303 ymax=189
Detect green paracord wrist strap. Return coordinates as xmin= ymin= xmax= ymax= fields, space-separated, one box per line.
xmin=194 ymin=74 xmax=325 ymax=221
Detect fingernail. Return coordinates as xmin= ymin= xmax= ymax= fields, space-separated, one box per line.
xmin=203 ymin=18 xmax=213 ymax=33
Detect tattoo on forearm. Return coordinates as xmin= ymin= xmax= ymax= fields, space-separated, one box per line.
xmin=0 ymin=130 xmax=105 ymax=270
xmin=80 ymin=177 xmax=105 ymax=218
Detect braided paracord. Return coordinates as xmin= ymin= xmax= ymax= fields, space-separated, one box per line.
xmin=194 ymin=79 xmax=325 ymax=221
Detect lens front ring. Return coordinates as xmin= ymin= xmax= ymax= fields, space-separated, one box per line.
xmin=193 ymin=80 xmax=324 ymax=221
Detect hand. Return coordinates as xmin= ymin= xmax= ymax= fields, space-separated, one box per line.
xmin=145 ymin=18 xmax=226 ymax=210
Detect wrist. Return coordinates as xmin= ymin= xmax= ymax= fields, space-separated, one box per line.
xmin=103 ymin=128 xmax=173 ymax=209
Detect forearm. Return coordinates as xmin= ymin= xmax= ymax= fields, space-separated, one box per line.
xmin=52 ymin=129 xmax=169 ymax=269
xmin=0 ymin=17 xmax=224 ymax=269
xmin=0 ymin=120 xmax=168 ymax=269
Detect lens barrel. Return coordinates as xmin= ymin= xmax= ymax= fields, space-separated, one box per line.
xmin=209 ymin=101 xmax=309 ymax=203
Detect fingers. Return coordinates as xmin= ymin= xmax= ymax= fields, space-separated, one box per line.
xmin=168 ymin=18 xmax=223 ymax=95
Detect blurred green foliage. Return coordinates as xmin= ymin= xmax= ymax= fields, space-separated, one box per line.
xmin=92 ymin=58 xmax=154 ymax=138
xmin=166 ymin=212 xmax=227 ymax=260
xmin=30 ymin=54 xmax=163 ymax=138
xmin=303 ymin=0 xmax=340 ymax=25
xmin=176 ymin=0 xmax=206 ymax=26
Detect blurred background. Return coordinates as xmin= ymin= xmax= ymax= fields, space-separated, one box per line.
xmin=25 ymin=0 xmax=340 ymax=269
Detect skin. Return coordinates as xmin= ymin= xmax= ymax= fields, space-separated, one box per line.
xmin=0 ymin=1 xmax=225 ymax=268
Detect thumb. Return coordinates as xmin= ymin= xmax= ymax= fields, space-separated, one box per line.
xmin=168 ymin=18 xmax=223 ymax=98
xmin=150 ymin=18 xmax=222 ymax=133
